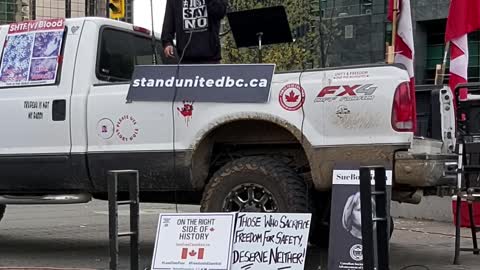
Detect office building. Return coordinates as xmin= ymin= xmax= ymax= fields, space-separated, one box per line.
xmin=0 ymin=0 xmax=132 ymax=25
xmin=318 ymin=0 xmax=479 ymax=84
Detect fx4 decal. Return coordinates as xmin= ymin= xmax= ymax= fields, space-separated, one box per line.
xmin=314 ymin=84 xmax=378 ymax=103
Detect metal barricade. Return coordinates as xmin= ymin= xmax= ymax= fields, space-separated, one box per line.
xmin=107 ymin=170 xmax=140 ymax=270
xmin=453 ymin=82 xmax=480 ymax=264
xmin=359 ymin=166 xmax=390 ymax=270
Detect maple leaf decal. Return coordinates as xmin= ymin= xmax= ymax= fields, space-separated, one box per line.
xmin=189 ymin=250 xmax=197 ymax=257
xmin=285 ymin=90 xmax=299 ymax=102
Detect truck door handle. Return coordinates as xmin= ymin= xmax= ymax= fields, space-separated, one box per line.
xmin=52 ymin=99 xmax=66 ymax=121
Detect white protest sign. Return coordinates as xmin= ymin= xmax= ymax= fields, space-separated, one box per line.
xmin=231 ymin=213 xmax=311 ymax=270
xmin=151 ymin=213 xmax=236 ymax=270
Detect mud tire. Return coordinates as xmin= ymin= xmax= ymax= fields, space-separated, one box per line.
xmin=200 ymin=156 xmax=321 ymax=243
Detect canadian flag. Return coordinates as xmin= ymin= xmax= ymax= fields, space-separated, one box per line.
xmin=181 ymin=248 xmax=204 ymax=260
xmin=387 ymin=0 xmax=417 ymax=132
xmin=445 ymin=0 xmax=480 ymax=101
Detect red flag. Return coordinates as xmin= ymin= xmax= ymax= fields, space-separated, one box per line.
xmin=445 ymin=0 xmax=480 ymax=100
xmin=387 ymin=0 xmax=398 ymax=21
xmin=388 ymin=0 xmax=417 ymax=133
xmin=445 ymin=0 xmax=480 ymax=41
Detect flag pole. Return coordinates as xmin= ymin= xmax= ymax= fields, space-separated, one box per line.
xmin=435 ymin=0 xmax=452 ymax=86
xmin=435 ymin=42 xmax=450 ymax=85
xmin=387 ymin=0 xmax=399 ymax=64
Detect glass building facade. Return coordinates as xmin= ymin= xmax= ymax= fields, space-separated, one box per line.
xmin=0 ymin=0 xmax=133 ymax=25
xmin=0 ymin=0 xmax=17 ymax=24
xmin=317 ymin=0 xmax=480 ymax=84
xmin=0 ymin=0 xmax=476 ymax=84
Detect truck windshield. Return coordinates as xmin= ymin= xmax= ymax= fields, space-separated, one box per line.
xmin=97 ymin=28 xmax=162 ymax=82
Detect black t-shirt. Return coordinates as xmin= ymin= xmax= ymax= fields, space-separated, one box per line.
xmin=161 ymin=0 xmax=227 ymax=63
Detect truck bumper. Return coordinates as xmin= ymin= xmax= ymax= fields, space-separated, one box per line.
xmin=395 ymin=150 xmax=457 ymax=187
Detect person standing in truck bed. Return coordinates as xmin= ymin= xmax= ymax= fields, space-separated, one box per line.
xmin=161 ymin=0 xmax=228 ymax=64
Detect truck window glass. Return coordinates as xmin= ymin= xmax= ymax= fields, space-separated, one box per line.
xmin=97 ymin=28 xmax=162 ymax=82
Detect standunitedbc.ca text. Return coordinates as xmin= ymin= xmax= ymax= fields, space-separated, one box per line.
xmin=132 ymin=76 xmax=269 ymax=88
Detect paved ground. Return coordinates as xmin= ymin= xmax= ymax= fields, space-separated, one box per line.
xmin=0 ymin=200 xmax=480 ymax=270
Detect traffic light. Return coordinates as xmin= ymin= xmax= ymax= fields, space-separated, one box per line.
xmin=108 ymin=0 xmax=125 ymax=19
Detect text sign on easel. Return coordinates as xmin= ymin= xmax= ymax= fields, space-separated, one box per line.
xmin=231 ymin=213 xmax=311 ymax=270
xmin=151 ymin=213 xmax=236 ymax=270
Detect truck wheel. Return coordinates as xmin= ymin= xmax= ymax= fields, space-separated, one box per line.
xmin=201 ymin=156 xmax=312 ymax=214
xmin=201 ymin=156 xmax=322 ymax=245
xmin=0 ymin=204 xmax=5 ymax=223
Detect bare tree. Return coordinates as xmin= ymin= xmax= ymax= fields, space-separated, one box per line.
xmin=318 ymin=0 xmax=341 ymax=67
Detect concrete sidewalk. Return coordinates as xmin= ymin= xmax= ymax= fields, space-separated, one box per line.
xmin=387 ymin=219 xmax=479 ymax=270
xmin=0 ymin=201 xmax=480 ymax=269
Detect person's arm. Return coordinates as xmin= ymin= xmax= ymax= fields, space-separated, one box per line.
xmin=206 ymin=0 xmax=228 ymax=20
xmin=161 ymin=0 xmax=175 ymax=48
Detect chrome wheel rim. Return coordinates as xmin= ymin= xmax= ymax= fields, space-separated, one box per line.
xmin=222 ymin=183 xmax=278 ymax=212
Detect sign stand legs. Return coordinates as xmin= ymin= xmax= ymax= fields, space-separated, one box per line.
xmin=108 ymin=169 xmax=140 ymax=270
xmin=360 ymin=166 xmax=390 ymax=270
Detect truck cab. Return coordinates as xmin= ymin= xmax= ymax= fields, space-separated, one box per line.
xmin=0 ymin=18 xmax=172 ymax=196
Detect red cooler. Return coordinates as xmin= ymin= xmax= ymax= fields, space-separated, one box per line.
xmin=452 ymin=195 xmax=480 ymax=228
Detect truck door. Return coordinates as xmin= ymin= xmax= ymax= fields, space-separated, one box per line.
xmin=86 ymin=27 xmax=179 ymax=192
xmin=0 ymin=21 xmax=77 ymax=192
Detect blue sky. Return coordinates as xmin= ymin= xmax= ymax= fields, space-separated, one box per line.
xmin=133 ymin=0 xmax=167 ymax=35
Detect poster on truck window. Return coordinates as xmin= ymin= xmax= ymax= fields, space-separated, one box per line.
xmin=0 ymin=18 xmax=65 ymax=87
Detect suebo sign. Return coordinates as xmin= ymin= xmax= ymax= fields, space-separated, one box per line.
xmin=328 ymin=168 xmax=392 ymax=270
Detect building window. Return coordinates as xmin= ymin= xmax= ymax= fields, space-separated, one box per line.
xmin=424 ymin=20 xmax=448 ymax=84
xmin=0 ymin=0 xmax=17 ymax=24
xmin=469 ymin=31 xmax=480 ymax=82
xmin=385 ymin=22 xmax=392 ymax=44
xmin=96 ymin=28 xmax=164 ymax=82
xmin=345 ymin=25 xmax=353 ymax=39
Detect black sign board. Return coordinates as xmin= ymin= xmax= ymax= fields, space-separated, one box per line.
xmin=327 ymin=165 xmax=392 ymax=270
xmin=227 ymin=6 xmax=293 ymax=63
xmin=126 ymin=64 xmax=275 ymax=103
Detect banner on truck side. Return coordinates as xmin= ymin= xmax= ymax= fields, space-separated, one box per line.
xmin=327 ymin=166 xmax=392 ymax=270
xmin=231 ymin=212 xmax=311 ymax=270
xmin=0 ymin=18 xmax=65 ymax=87
xmin=126 ymin=64 xmax=275 ymax=103
xmin=151 ymin=212 xmax=236 ymax=270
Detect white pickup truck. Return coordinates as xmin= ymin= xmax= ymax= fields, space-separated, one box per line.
xmin=0 ymin=17 xmax=458 ymax=238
